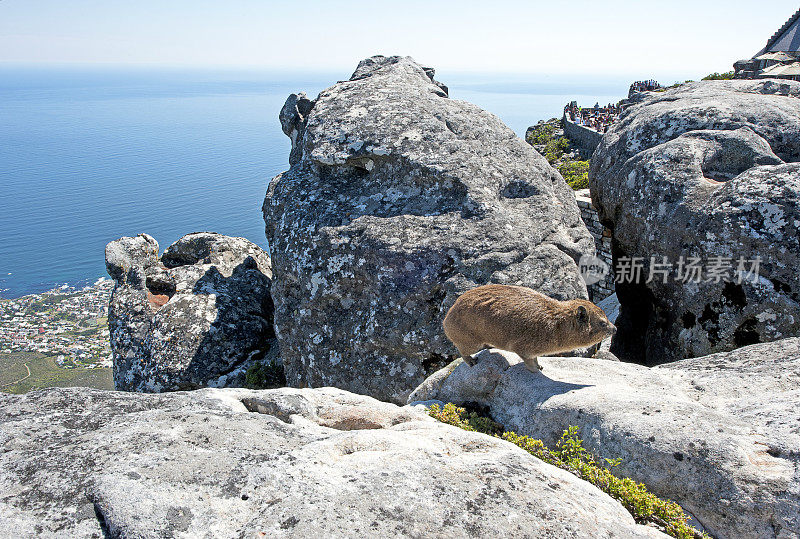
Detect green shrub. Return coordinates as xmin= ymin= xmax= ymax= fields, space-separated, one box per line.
xmin=654 ymin=82 xmax=685 ymax=92
xmin=558 ymin=159 xmax=590 ymax=190
xmin=702 ymin=71 xmax=734 ymax=80
xmin=428 ymin=403 xmax=706 ymax=539
xmin=543 ymin=136 xmax=569 ymax=164
xmin=527 ymin=123 xmax=556 ymax=145
xmin=244 ymin=359 xmax=286 ymax=389
xmin=430 ymin=402 xmax=505 ymax=435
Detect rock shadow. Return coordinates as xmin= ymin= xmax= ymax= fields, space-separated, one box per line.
xmin=183 ymin=256 xmax=275 ymax=386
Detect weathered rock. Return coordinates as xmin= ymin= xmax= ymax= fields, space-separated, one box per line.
xmin=597 ymin=292 xmax=620 ymax=353
xmin=590 ymin=80 xmax=800 ymax=364
xmin=410 ymin=338 xmax=800 ymax=538
xmin=105 ymin=232 xmax=276 ymax=392
xmin=104 ymin=233 xmax=160 ymax=284
xmin=0 ymin=387 xmax=666 ymax=538
xmin=263 ymin=55 xmax=594 ymax=403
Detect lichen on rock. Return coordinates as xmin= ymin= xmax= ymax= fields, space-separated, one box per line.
xmin=105 ymin=232 xmax=277 ymax=392
xmin=263 ymin=55 xmax=594 ymax=403
xmin=590 ymin=79 xmax=800 ymax=364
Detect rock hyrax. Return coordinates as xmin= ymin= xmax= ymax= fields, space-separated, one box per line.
xmin=443 ymin=284 xmax=616 ymax=372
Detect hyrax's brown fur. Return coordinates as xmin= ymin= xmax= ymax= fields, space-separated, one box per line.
xmin=443 ymin=284 xmax=616 ymax=372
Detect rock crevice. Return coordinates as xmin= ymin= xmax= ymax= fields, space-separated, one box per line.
xmin=105 ymin=232 xmax=276 ymax=392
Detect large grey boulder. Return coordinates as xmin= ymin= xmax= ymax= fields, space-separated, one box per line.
xmin=410 ymin=338 xmax=800 ymax=538
xmin=105 ymin=232 xmax=276 ymax=392
xmin=590 ymin=79 xmax=800 ymax=364
xmin=263 ymin=55 xmax=594 ymax=403
xmin=0 ymin=387 xmax=665 ymax=538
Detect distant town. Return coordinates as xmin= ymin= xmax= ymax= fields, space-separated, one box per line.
xmin=0 ymin=278 xmax=113 ymax=369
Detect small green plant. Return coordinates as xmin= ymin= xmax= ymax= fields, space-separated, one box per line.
xmin=702 ymin=71 xmax=734 ymax=81
xmin=654 ymin=82 xmax=685 ymax=92
xmin=428 ymin=403 xmax=706 ymax=539
xmin=557 ymin=159 xmax=590 ymax=190
xmin=525 ymin=121 xmax=593 ymax=188
xmin=543 ymin=136 xmax=570 ymax=164
xmin=244 ymin=359 xmax=286 ymax=389
xmin=428 ymin=401 xmax=504 ymax=435
xmin=526 ymin=123 xmax=556 ymax=145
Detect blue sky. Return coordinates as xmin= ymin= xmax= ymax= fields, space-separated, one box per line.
xmin=1 ymin=0 xmax=797 ymax=80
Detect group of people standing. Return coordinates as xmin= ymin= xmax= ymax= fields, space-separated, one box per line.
xmin=562 ymin=78 xmax=661 ymax=134
xmin=564 ymin=101 xmax=621 ymax=134
xmin=629 ymin=80 xmax=661 ymax=94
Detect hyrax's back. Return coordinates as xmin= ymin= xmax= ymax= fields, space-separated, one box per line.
xmin=443 ymin=284 xmax=559 ymax=364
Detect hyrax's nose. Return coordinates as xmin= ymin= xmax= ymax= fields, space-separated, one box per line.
xmin=610 ymin=324 xmax=617 ymax=335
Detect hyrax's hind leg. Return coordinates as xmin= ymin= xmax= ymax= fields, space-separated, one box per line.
xmin=443 ymin=314 xmax=484 ymax=367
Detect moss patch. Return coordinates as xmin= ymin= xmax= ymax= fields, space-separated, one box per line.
xmin=428 ymin=403 xmax=707 ymax=539
xmin=244 ymin=359 xmax=286 ymax=389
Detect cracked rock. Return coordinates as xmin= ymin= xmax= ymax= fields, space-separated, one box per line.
xmin=105 ymin=232 xmax=277 ymax=392
xmin=0 ymin=386 xmax=665 ymax=538
xmin=590 ymin=80 xmax=800 ymax=364
xmin=263 ymin=55 xmax=594 ymax=403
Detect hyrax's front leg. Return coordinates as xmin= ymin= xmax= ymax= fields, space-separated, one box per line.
xmin=457 ymin=346 xmax=480 ymax=367
xmin=453 ymin=338 xmax=483 ymax=367
xmin=522 ymin=355 xmax=542 ymax=372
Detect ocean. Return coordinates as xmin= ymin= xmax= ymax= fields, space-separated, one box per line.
xmin=0 ymin=66 xmax=627 ymax=298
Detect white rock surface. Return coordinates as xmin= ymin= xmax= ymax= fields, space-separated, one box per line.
xmin=0 ymin=386 xmax=665 ymax=538
xmin=409 ymin=338 xmax=800 ymax=538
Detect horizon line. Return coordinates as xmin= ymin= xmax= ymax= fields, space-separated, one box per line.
xmin=0 ymin=60 xmax=705 ymax=82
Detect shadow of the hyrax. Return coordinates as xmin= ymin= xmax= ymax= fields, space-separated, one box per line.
xmin=503 ymin=361 xmax=592 ymax=406
xmin=416 ymin=349 xmax=592 ymax=407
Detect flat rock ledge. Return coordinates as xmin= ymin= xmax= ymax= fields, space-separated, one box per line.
xmin=409 ymin=338 xmax=800 ymax=539
xmin=0 ymin=386 xmax=666 ymax=538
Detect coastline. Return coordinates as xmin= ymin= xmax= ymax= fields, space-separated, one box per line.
xmin=0 ymin=67 xmax=626 ymax=302
xmin=0 ymin=274 xmax=109 ymax=301
xmin=0 ymin=277 xmax=114 ymax=393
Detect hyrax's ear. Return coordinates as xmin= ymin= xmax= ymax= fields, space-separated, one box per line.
xmin=577 ymin=305 xmax=589 ymax=324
